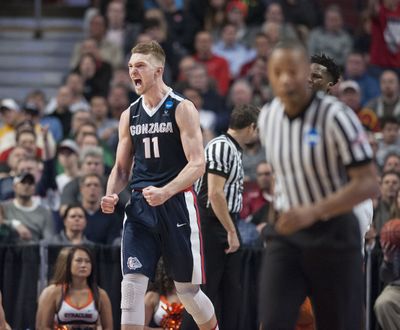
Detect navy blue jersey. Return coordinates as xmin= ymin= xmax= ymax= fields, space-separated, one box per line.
xmin=129 ymin=89 xmax=188 ymax=189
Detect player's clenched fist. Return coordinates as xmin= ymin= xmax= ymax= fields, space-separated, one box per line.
xmin=101 ymin=193 xmax=119 ymax=213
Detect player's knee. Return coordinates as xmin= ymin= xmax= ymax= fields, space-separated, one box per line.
xmin=174 ymin=282 xmax=214 ymax=325
xmin=121 ymin=273 xmax=148 ymax=325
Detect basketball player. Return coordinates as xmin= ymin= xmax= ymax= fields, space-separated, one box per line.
xmin=308 ymin=53 xmax=341 ymax=94
xmin=100 ymin=41 xmax=218 ymax=330
xmin=258 ymin=40 xmax=379 ymax=329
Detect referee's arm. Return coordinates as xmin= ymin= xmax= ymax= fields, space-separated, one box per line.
xmin=314 ymin=163 xmax=379 ymax=220
xmin=312 ymin=107 xmax=381 ymax=221
xmin=276 ymin=107 xmax=380 ymax=236
xmin=276 ymin=162 xmax=379 ymax=236
xmin=208 ymin=173 xmax=240 ymax=254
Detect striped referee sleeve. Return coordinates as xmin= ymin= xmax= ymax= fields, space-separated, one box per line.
xmin=206 ymin=139 xmax=231 ymax=177
xmin=330 ymin=105 xmax=373 ymax=167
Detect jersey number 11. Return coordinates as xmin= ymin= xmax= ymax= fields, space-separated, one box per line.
xmin=143 ymin=137 xmax=160 ymax=159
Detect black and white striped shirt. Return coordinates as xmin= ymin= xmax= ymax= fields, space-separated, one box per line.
xmin=259 ymin=92 xmax=373 ymax=212
xmin=196 ymin=133 xmax=243 ymax=214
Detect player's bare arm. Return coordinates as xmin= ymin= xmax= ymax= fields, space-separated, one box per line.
xmin=207 ymin=173 xmax=240 ymax=253
xmin=276 ymin=162 xmax=380 ymax=235
xmin=101 ymin=109 xmax=134 ymax=214
xmin=143 ymin=99 xmax=205 ymax=206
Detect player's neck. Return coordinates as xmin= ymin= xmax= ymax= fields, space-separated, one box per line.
xmin=143 ymin=83 xmax=171 ymax=109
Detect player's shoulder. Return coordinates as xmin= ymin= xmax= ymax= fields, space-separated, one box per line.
xmin=174 ymin=92 xmax=197 ymax=117
xmin=169 ymin=89 xmax=185 ymax=103
xmin=173 ymin=95 xmax=194 ymax=112
xmin=130 ymin=96 xmax=142 ymax=109
xmin=165 ymin=89 xmax=188 ymax=113
xmin=121 ymin=97 xmax=142 ymax=117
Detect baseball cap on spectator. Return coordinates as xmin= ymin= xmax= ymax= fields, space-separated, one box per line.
xmin=13 ymin=172 xmax=35 ymax=185
xmin=58 ymin=139 xmax=79 ymax=155
xmin=0 ymin=99 xmax=20 ymax=112
xmin=338 ymin=80 xmax=360 ymax=94
xmin=226 ymin=1 xmax=248 ymax=17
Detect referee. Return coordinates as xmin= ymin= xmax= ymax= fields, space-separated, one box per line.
xmin=309 ymin=52 xmax=374 ymax=255
xmin=182 ymin=104 xmax=259 ymax=330
xmin=258 ymin=40 xmax=379 ymax=330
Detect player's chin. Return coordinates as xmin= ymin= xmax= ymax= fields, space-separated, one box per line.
xmin=134 ymin=85 xmax=144 ymax=95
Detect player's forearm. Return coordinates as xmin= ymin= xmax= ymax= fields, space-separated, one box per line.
xmin=162 ymin=160 xmax=205 ymax=197
xmin=106 ymin=166 xmax=130 ymax=196
xmin=209 ymin=190 xmax=237 ymax=233
xmin=312 ymin=175 xmax=379 ymax=222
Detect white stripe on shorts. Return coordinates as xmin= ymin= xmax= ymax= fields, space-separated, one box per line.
xmin=184 ymin=190 xmax=203 ymax=284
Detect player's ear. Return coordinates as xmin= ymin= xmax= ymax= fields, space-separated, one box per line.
xmin=326 ymin=81 xmax=334 ymax=93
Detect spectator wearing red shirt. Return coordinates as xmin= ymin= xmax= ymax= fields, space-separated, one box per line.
xmin=368 ymin=0 xmax=400 ymax=78
xmin=239 ymin=32 xmax=271 ymax=77
xmin=0 ymin=129 xmax=41 ymax=163
xmin=240 ymin=161 xmax=273 ymax=226
xmin=193 ymin=30 xmax=231 ymax=96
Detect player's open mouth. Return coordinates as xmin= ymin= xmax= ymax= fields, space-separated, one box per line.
xmin=134 ymin=79 xmax=142 ymax=87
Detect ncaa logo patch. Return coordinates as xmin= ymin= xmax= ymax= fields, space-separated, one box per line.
xmin=127 ymin=257 xmax=142 ymax=270
xmin=304 ymin=128 xmax=319 ymax=146
xmin=165 ymin=100 xmax=173 ymax=109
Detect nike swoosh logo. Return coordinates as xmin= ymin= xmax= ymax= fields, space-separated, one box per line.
xmin=177 ymin=223 xmax=187 ymax=228
xmin=132 ymin=114 xmax=140 ymax=118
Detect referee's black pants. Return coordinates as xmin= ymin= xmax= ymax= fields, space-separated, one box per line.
xmin=259 ymin=216 xmax=363 ymax=330
xmin=201 ymin=212 xmax=242 ymax=330
xmin=180 ymin=211 xmax=242 ymax=330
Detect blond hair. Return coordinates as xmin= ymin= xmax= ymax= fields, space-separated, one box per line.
xmin=131 ymin=40 xmax=166 ymax=66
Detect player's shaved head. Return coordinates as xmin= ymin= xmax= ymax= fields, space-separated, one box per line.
xmin=267 ymin=39 xmax=311 ymax=116
xmin=270 ymin=39 xmax=309 ymax=60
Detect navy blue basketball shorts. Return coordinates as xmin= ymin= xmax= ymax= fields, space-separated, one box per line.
xmin=121 ymin=189 xmax=205 ymax=284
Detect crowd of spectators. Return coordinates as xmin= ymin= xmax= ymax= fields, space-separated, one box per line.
xmin=1 ymin=0 xmax=400 ymax=328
